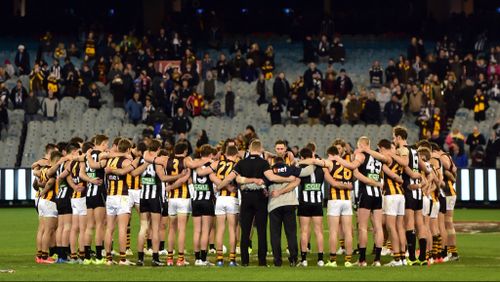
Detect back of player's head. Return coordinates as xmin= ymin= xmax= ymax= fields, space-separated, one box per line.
xmin=327 ymin=146 xmax=339 ymax=156
xmin=332 ymin=139 xmax=345 ymax=147
xmin=225 ymin=145 xmax=239 ymax=157
xmin=57 ymin=142 xmax=68 ymax=153
xmin=273 ymin=156 xmax=285 ymax=164
xmin=133 ymin=141 xmax=146 ymax=154
xmin=50 ymin=150 xmax=63 ymax=163
xmin=82 ymin=142 xmax=94 ymax=154
xmin=148 ymin=139 xmax=162 ymax=152
xmin=430 ymin=142 xmax=441 ymax=152
xmin=113 ymin=137 xmax=122 ymax=146
xmin=70 ymin=136 xmax=84 ymax=145
xmin=393 ymin=126 xmax=408 ymax=140
xmin=299 ymin=147 xmax=313 ymax=159
xmin=65 ymin=143 xmax=80 ymax=154
xmin=250 ymin=139 xmax=263 ymax=152
xmin=357 ymin=136 xmax=370 ymax=147
xmin=417 ymin=147 xmax=431 ymax=160
xmin=200 ymin=144 xmax=213 ymax=157
xmin=305 ymin=142 xmax=316 ymax=153
xmin=117 ymin=139 xmax=132 ymax=153
xmin=222 ymin=138 xmax=235 ymax=153
xmin=158 ymin=149 xmax=168 ymax=157
xmin=417 ymin=140 xmax=431 ymax=150
xmin=174 ymin=142 xmax=188 ymax=155
xmin=378 ymin=139 xmax=392 ymax=150
xmin=45 ymin=143 xmax=57 ymax=154
xmin=94 ymin=134 xmax=109 ymax=146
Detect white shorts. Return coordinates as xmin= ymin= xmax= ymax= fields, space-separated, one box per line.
xmin=71 ymin=198 xmax=87 ymax=216
xmin=128 ymin=189 xmax=141 ymax=206
xmin=38 ymin=199 xmax=58 ymax=218
xmin=327 ymin=200 xmax=353 ymax=216
xmin=215 ymin=196 xmax=239 ymax=216
xmin=422 ymin=196 xmax=431 ymax=216
xmin=168 ymin=198 xmax=192 ymax=216
xmin=430 ymin=201 xmax=440 ymax=219
xmin=446 ymin=195 xmax=456 ymax=211
xmin=383 ymin=194 xmax=405 ymax=216
xmin=106 ymin=195 xmax=131 ymax=216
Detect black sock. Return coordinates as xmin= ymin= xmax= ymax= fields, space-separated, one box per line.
xmin=201 ymin=250 xmax=207 ymax=261
xmin=138 ymin=251 xmax=144 ymax=261
xmin=209 ymin=244 xmax=215 ymax=250
xmin=307 ymin=242 xmax=311 ymax=251
xmin=359 ymin=248 xmax=367 ymax=262
xmin=159 ymin=241 xmax=165 ymax=251
xmin=441 ymin=246 xmax=448 ymax=258
xmin=84 ymin=246 xmax=91 ymax=260
xmin=195 ymin=251 xmax=201 ymax=260
xmin=317 ymin=252 xmax=323 ymax=261
xmin=153 ymin=253 xmax=159 ymax=261
xmin=301 ymin=251 xmax=307 ymax=261
xmin=418 ymin=238 xmax=427 ymax=261
xmin=96 ymin=245 xmax=103 ymax=260
xmin=147 ymin=239 xmax=152 ymax=249
xmin=374 ymin=247 xmax=382 ymax=262
xmin=49 ymin=247 xmax=56 ymax=257
xmin=406 ymin=230 xmax=416 ymax=261
xmin=65 ymin=247 xmax=71 ymax=260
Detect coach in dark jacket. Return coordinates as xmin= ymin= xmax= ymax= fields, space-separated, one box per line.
xmin=172 ymin=107 xmax=192 ymax=134
xmin=361 ymin=92 xmax=381 ymax=124
xmin=273 ymin=73 xmax=290 ymax=105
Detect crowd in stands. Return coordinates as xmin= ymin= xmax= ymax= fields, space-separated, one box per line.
xmin=0 ymin=25 xmax=499 ymax=168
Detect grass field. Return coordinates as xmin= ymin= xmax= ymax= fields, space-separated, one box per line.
xmin=0 ymin=208 xmax=499 ymax=281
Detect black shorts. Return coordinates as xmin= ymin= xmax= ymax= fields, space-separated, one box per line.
xmin=439 ymin=195 xmax=446 ymax=214
xmin=86 ymin=193 xmax=106 ymax=209
xmin=192 ymin=200 xmax=215 ymax=217
xmin=140 ymin=197 xmax=162 ymax=214
xmin=297 ymin=203 xmax=323 ymax=217
xmin=56 ymin=198 xmax=72 ymax=215
xmin=358 ymin=193 xmax=382 ymax=211
xmin=404 ymin=192 xmax=423 ymax=211
xmin=161 ymin=200 xmax=169 ymax=217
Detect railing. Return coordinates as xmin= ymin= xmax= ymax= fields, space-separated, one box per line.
xmin=0 ymin=168 xmax=498 ymax=204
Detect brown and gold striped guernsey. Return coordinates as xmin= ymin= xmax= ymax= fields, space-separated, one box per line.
xmin=216 ymin=157 xmax=237 ymax=197
xmin=329 ymin=154 xmax=353 ymax=201
xmin=383 ymin=159 xmax=404 ymax=195
xmin=106 ymin=156 xmax=129 ymax=196
xmin=166 ymin=156 xmax=189 ymax=199
xmin=70 ymin=160 xmax=86 ymax=198
xmin=126 ymin=173 xmax=141 ymax=190
xmin=441 ymin=153 xmax=456 ymax=197
xmin=40 ymin=167 xmax=56 ymax=202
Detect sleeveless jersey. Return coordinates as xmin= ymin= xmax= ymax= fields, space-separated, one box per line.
xmin=55 ymin=162 xmax=71 ymax=200
xmin=85 ymin=150 xmax=105 ymax=198
xmin=192 ymin=162 xmax=215 ymax=201
xmin=358 ymin=152 xmax=383 ymax=198
xmin=166 ymin=156 xmax=189 ymax=199
xmin=140 ymin=158 xmax=161 ymax=200
xmin=329 ymin=154 xmax=353 ymax=200
xmin=403 ymin=146 xmax=422 ymax=200
xmin=299 ymin=165 xmax=324 ymax=204
xmin=383 ymin=158 xmax=404 ymax=195
xmin=106 ymin=156 xmax=128 ymax=196
xmin=70 ymin=160 xmax=85 ymax=198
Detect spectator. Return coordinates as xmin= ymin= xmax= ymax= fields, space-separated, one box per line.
xmin=172 ymin=107 xmax=192 ymax=135
xmin=445 ymin=128 xmax=466 ymax=149
xmin=333 ymin=69 xmax=353 ymax=100
xmin=29 ymin=64 xmax=45 ymax=97
xmin=385 ymin=59 xmax=398 ymax=84
xmin=142 ymin=96 xmax=155 ymax=121
xmin=484 ymin=129 xmax=500 ymax=167
xmin=225 ymin=85 xmax=235 ymax=118
xmin=261 ymin=60 xmax=274 ymax=80
xmin=41 ymin=91 xmax=59 ymax=121
xmin=407 ymin=37 xmax=419 ymax=61
xmin=216 ymin=53 xmax=230 ymax=83
xmin=64 ymin=71 xmax=81 ymax=97
xmin=241 ymin=58 xmax=258 ymax=83
xmin=231 ymin=50 xmax=246 ymax=79
xmin=125 ymin=92 xmax=143 ymax=125
xmin=345 ymin=93 xmax=361 ymax=125
xmin=377 ymin=87 xmax=391 ymax=109
xmin=305 ymin=91 xmax=321 ymax=125
xmin=186 ymin=92 xmax=204 ymax=117
xmin=317 ymin=35 xmax=330 ymax=62
xmin=201 ymin=71 xmax=216 ymax=103
xmin=273 ymin=72 xmax=290 ymax=106
xmin=14 ymin=45 xmax=30 ymax=75
xmin=256 ymin=74 xmax=268 ymax=105
xmin=264 ymin=45 xmax=275 ymax=68
xmin=84 ymin=31 xmax=96 ymax=60
xmin=24 ymin=91 xmax=40 ymax=122
xmin=322 ymin=72 xmax=336 ymax=97
xmin=443 ymin=82 xmax=460 ymax=118
xmin=466 ymin=126 xmax=486 ymax=156
xmin=303 ymin=35 xmax=316 ymax=64
xmin=247 ymin=43 xmax=263 ymax=68
xmin=330 ymin=37 xmax=346 ymax=64
xmin=110 ymin=73 xmax=125 ymax=107
xmin=369 ymin=61 xmax=384 ymax=87
xmin=201 ymin=53 xmax=214 ymax=80
xmin=473 ymin=88 xmax=488 ymax=122
xmin=287 ymin=92 xmax=304 ymax=125
xmin=196 ymin=130 xmax=209 ymax=148
xmin=461 ymin=79 xmax=476 ymax=110
xmin=384 ymin=95 xmax=403 ymax=126
xmin=330 ymin=97 xmax=343 ymax=120
xmin=450 ymin=142 xmax=468 ymax=169
xmin=303 ymin=63 xmax=322 ymax=91
xmin=322 ymin=106 xmax=341 ymax=126
xmin=268 ymin=96 xmax=283 ymax=125
xmin=86 ymin=83 xmax=101 ymax=109
xmin=430 ymin=107 xmax=443 ymax=143
xmin=0 ymin=84 xmax=8 ymax=136
xmin=10 ymin=80 xmax=28 ymax=109
xmin=361 ymin=91 xmax=381 ymax=124
xmin=180 ymin=79 xmax=193 ymax=108
xmin=4 ymin=59 xmax=15 ymax=78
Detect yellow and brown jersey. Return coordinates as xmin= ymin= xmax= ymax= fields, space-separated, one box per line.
xmin=126 ymin=173 xmax=141 ymax=190
xmin=166 ymin=156 xmax=189 ymax=199
xmin=441 ymin=153 xmax=456 ymax=196
xmin=70 ymin=160 xmax=86 ymax=198
xmin=383 ymin=160 xmax=404 ymax=195
xmin=40 ymin=167 xmax=56 ymax=201
xmin=106 ymin=156 xmax=129 ymax=196
xmin=329 ymin=154 xmax=353 ymax=201
xmin=216 ymin=157 xmax=237 ymax=197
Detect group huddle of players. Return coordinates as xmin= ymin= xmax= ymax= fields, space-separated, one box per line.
xmin=32 ymin=126 xmax=460 ymax=267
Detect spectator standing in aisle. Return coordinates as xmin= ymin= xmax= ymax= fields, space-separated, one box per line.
xmin=41 ymin=91 xmax=59 ymax=121
xmin=330 ymin=37 xmax=345 ymax=64
xmin=306 ymin=91 xmax=321 ymax=125
xmin=304 ymin=63 xmax=322 ymax=92
xmin=333 ymin=69 xmax=353 ymax=100
xmin=0 ymin=83 xmax=8 ymax=135
xmin=24 ymin=91 xmax=40 ymax=123
xmin=317 ymin=35 xmax=330 ymax=63
xmin=142 ymin=96 xmax=155 ymax=122
xmin=256 ymin=74 xmax=268 ymax=106
xmin=172 ymin=107 xmax=192 ymax=136
xmin=287 ymin=92 xmax=304 ymax=125
xmin=268 ymin=96 xmax=283 ymax=125
xmin=345 ymin=93 xmax=361 ymax=125
xmin=273 ymin=72 xmax=290 ymax=106
xmin=125 ymin=92 xmax=143 ymax=125
xmin=473 ymin=88 xmax=488 ymax=122
xmin=303 ymin=36 xmax=316 ymax=64
xmin=361 ymin=91 xmax=381 ymax=125
xmin=15 ymin=45 xmax=30 ymax=75
xmin=202 ymin=71 xmax=216 ymax=103
xmin=369 ymin=61 xmax=384 ymax=88
xmin=225 ymin=85 xmax=235 ymax=118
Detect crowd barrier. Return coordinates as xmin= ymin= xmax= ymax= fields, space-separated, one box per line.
xmin=0 ymin=168 xmax=498 ymax=205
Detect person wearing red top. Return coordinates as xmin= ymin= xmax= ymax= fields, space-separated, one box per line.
xmin=186 ymin=92 xmax=205 ymax=117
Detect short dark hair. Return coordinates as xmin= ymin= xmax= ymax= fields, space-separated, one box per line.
xmin=113 ymin=137 xmax=122 ymax=146
xmin=50 ymin=151 xmax=63 ymax=163
xmin=430 ymin=142 xmax=441 ymax=152
xmin=94 ymin=134 xmax=109 ymax=146
xmin=65 ymin=143 xmax=80 ymax=154
xmin=225 ymin=145 xmax=239 ymax=157
xmin=81 ymin=142 xmax=94 ymax=154
xmin=200 ymin=144 xmax=213 ymax=157
xmin=275 ymin=140 xmax=287 ymax=147
xmin=378 ymin=139 xmax=392 ymax=150
xmin=305 ymin=142 xmax=316 ymax=153
xmin=299 ymin=147 xmax=313 ymax=159
xmin=326 ymin=146 xmax=339 ymax=156
xmin=45 ymin=143 xmax=57 ymax=154
xmin=117 ymin=139 xmax=132 ymax=153
xmin=273 ymin=156 xmax=285 ymax=164
xmin=148 ymin=140 xmax=162 ymax=152
xmin=69 ymin=137 xmax=84 ymax=145
xmin=57 ymin=142 xmax=68 ymax=152
xmin=174 ymin=142 xmax=188 ymax=155
xmin=393 ymin=126 xmax=408 ymax=140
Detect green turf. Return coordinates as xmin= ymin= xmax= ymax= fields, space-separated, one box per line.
xmin=0 ymin=208 xmax=499 ymax=281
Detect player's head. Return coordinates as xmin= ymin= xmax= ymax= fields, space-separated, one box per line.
xmin=273 ymin=156 xmax=285 ymax=165
xmin=430 ymin=142 xmax=441 ymax=152
xmin=305 ymin=142 xmax=316 ymax=154
xmin=326 ymin=146 xmax=339 ymax=158
xmin=69 ymin=137 xmax=84 ymax=147
xmin=249 ymin=139 xmax=263 ymax=153
xmin=225 ymin=145 xmax=239 ymax=158
xmin=117 ymin=139 xmax=132 ymax=153
xmin=112 ymin=137 xmax=122 ymax=152
xmin=50 ymin=150 xmax=63 ymax=164
xmin=57 ymin=142 xmax=68 ymax=155
xmin=135 ymin=141 xmax=148 ymax=156
xmin=44 ymin=143 xmax=58 ymax=157
xmin=274 ymin=140 xmax=287 ymax=157
xmin=392 ymin=126 xmax=408 ymax=146
xmin=200 ymin=144 xmax=213 ymax=158
xmin=417 ymin=147 xmax=431 ymax=162
xmin=377 ymin=139 xmax=392 ymax=154
xmin=222 ymin=138 xmax=236 ymax=154
xmin=94 ymin=134 xmax=109 ymax=149
xmin=66 ymin=142 xmax=80 ymax=156
xmin=417 ymin=139 xmax=431 ymax=150
xmin=148 ymin=139 xmax=162 ymax=152
xmin=81 ymin=142 xmax=94 ymax=155
xmin=332 ymin=139 xmax=345 ymax=156
xmin=299 ymin=147 xmax=313 ymax=159
xmin=357 ymin=136 xmax=370 ymax=149
xmin=174 ymin=142 xmax=188 ymax=156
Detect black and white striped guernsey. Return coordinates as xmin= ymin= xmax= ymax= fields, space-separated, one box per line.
xmin=298 ymin=165 xmax=324 ymax=204
xmin=358 ymin=152 xmax=383 ymax=198
xmin=140 ymin=158 xmax=161 ymax=200
xmin=403 ymin=146 xmax=422 ymax=200
xmin=85 ymin=150 xmax=105 ymax=198
xmin=191 ymin=162 xmax=215 ymax=201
